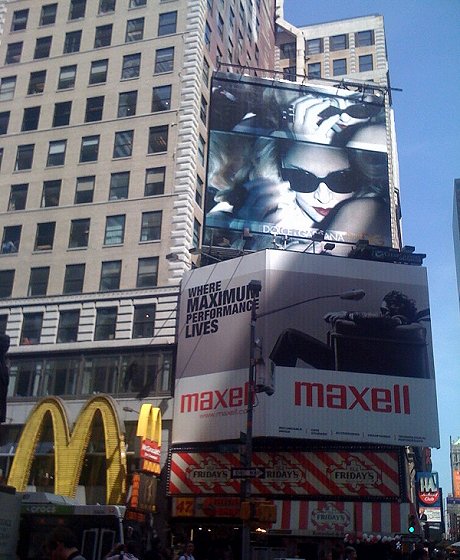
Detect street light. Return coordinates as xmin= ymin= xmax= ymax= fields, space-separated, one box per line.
xmin=241 ymin=283 xmax=365 ymax=560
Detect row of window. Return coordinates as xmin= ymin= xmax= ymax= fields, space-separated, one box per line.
xmin=279 ymin=31 xmax=375 ymax=60
xmin=7 ymin=12 xmax=177 ymax=65
xmin=283 ymin=54 xmax=374 ymax=81
xmin=0 ymin=49 xmax=174 ymax=105
xmin=5 ymin=303 xmax=157 ymax=346
xmin=0 ymin=256 xmax=159 ymax=299
xmin=2 ymin=210 xmax=162 ymax=256
xmin=11 ymin=0 xmax=149 ymax=32
xmin=0 ymin=86 xmax=172 ymax=136
xmin=5 ymin=349 xmax=173 ymax=400
xmin=5 ymin=125 xmax=176 ymax=173
xmin=6 ymin=167 xmax=166 ymax=213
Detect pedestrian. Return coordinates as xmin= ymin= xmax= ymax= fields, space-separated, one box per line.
xmin=106 ymin=541 xmax=140 ymax=560
xmin=46 ymin=527 xmax=86 ymax=560
xmin=178 ymin=542 xmax=195 ymax=560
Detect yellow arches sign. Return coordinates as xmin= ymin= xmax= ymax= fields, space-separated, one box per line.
xmin=8 ymin=395 xmax=127 ymax=503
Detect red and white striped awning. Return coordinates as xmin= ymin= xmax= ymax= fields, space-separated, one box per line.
xmin=270 ymin=500 xmax=421 ymax=539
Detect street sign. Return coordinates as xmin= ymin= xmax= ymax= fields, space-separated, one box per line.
xmin=231 ymin=467 xmax=265 ymax=479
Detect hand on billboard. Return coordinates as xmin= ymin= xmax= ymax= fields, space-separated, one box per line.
xmin=232 ymin=178 xmax=294 ymax=223
xmin=288 ymin=95 xmax=373 ymax=144
xmin=323 ymin=311 xmax=350 ymax=324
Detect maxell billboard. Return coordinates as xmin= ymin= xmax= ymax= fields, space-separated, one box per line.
xmin=204 ymin=72 xmax=392 ymax=253
xmin=173 ymin=250 xmax=439 ymax=447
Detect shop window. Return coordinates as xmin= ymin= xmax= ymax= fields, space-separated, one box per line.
xmin=34 ymin=222 xmax=55 ymax=251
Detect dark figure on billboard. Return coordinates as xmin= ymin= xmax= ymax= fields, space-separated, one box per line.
xmin=0 ymin=334 xmax=10 ymax=423
xmin=270 ymin=291 xmax=430 ymax=379
xmin=206 ymin=92 xmax=390 ymax=251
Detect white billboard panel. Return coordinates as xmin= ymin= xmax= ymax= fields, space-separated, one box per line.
xmin=173 ymin=250 xmax=439 ymax=447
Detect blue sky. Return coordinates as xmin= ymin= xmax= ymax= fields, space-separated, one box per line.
xmin=283 ymin=0 xmax=460 ymax=495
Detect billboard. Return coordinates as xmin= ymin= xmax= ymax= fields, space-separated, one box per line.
xmin=204 ymin=72 xmax=392 ymax=254
xmin=169 ymin=449 xmax=402 ymax=499
xmin=416 ymin=471 xmax=442 ymax=523
xmin=173 ymin=250 xmax=439 ymax=447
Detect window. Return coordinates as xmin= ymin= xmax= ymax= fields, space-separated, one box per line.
xmin=1 ymin=225 xmax=21 ymax=254
xmin=121 ymin=53 xmax=141 ymax=79
xmin=94 ymin=307 xmax=117 ymax=340
xmin=28 ymin=267 xmax=50 ymax=296
xmin=69 ymin=218 xmax=90 ymax=248
xmin=0 ymin=270 xmax=14 ymax=297
xmin=64 ymin=30 xmax=82 ymax=53
xmin=330 ymin=33 xmax=348 ymax=51
xmin=130 ymin=0 xmax=146 ymax=6
xmin=217 ymin=13 xmax=224 ymax=37
xmin=280 ymin=42 xmax=296 ymax=59
xmin=137 ymin=257 xmax=158 ymax=288
xmin=75 ymin=176 xmax=95 ymax=204
xmin=85 ymin=96 xmax=104 ymax=122
xmin=15 ymin=144 xmax=34 ymax=170
xmin=57 ymin=310 xmax=80 ymax=342
xmin=202 ymin=57 xmax=210 ymax=86
xmin=205 ymin=22 xmax=212 ymax=49
xmin=196 ymin=175 xmax=203 ymax=206
xmin=53 ymin=101 xmax=72 ymax=127
xmin=80 ymin=136 xmax=99 ymax=162
xmin=42 ymin=180 xmax=61 ymax=207
xmin=63 ymin=264 xmax=85 ymax=294
xmin=306 ymin=38 xmax=323 ymax=55
xmin=359 ymin=54 xmax=373 ymax=72
xmin=148 ymin=125 xmax=168 ymax=153
xmin=133 ymin=304 xmax=155 ymax=338
xmin=0 ymin=315 xmax=6 ymax=333
xmin=40 ymin=4 xmax=57 ymax=26
xmin=279 ymin=65 xmax=295 ymax=81
xmin=118 ymin=91 xmax=137 ymax=117
xmin=47 ymin=140 xmax=66 ymax=167
xmin=356 ymin=30 xmax=374 ymax=47
xmin=308 ymin=62 xmax=321 ymax=78
xmin=198 ymin=135 xmax=205 ymax=166
xmin=99 ymin=0 xmax=116 ymax=14
xmin=34 ymin=36 xmax=52 ymax=59
xmin=145 ymin=167 xmax=165 ymax=196
xmin=20 ymin=313 xmax=43 ymax=345
xmin=8 ymin=184 xmax=28 ymax=211
xmin=151 ymin=85 xmax=171 ymax=112
xmin=0 ymin=149 xmax=3 ymax=171
xmin=104 ymin=216 xmax=125 ymax=245
xmin=89 ymin=59 xmax=108 ymax=84
xmin=5 ymin=42 xmax=23 ymax=64
xmin=109 ymin=172 xmax=130 ymax=200
xmin=0 ymin=112 xmax=10 ymax=135
xmin=0 ymin=76 xmax=16 ymax=100
xmin=193 ymin=218 xmax=201 ymax=249
xmin=58 ymin=66 xmax=76 ymax=90
xmin=69 ymin=0 xmax=86 ymax=20
xmin=94 ymin=24 xmax=112 ymax=48
xmin=140 ymin=211 xmax=162 ymax=241
xmin=333 ymin=58 xmax=347 ymax=76
xmin=158 ymin=11 xmax=177 ymax=36
xmin=113 ymin=130 xmax=134 ymax=158
xmin=154 ymin=47 xmax=174 ymax=73
xmin=200 ymin=95 xmax=207 ymax=124
xmin=100 ymin=261 xmax=122 ymax=291
xmin=126 ymin=18 xmax=144 ymax=42
xmin=12 ymin=9 xmax=29 ymax=31
xmin=34 ymin=222 xmax=55 ymax=250
xmin=21 ymin=107 xmax=40 ymax=131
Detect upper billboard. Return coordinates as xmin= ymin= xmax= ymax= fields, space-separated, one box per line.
xmin=204 ymin=73 xmax=392 ymax=255
xmin=173 ymin=250 xmax=439 ymax=447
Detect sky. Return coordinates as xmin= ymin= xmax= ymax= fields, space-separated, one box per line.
xmin=283 ymin=0 xmax=460 ymax=496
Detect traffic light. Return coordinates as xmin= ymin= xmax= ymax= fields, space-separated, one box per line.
xmin=408 ymin=514 xmax=417 ymax=534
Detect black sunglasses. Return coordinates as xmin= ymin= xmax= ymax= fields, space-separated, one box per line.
xmin=281 ymin=167 xmax=356 ymax=194
xmin=318 ymin=102 xmax=382 ymax=121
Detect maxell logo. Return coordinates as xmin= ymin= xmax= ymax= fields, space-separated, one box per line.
xmin=294 ymin=382 xmax=410 ymax=414
xmin=180 ymin=382 xmax=250 ymax=413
